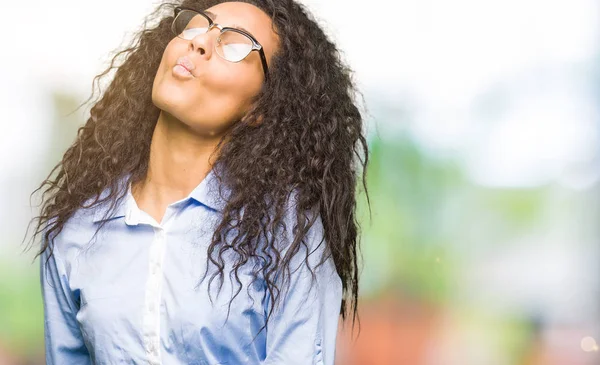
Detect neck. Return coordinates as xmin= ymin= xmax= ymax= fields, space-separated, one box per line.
xmin=132 ymin=111 xmax=225 ymax=216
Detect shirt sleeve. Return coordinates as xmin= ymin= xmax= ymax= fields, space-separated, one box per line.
xmin=40 ymin=241 xmax=92 ymax=364
xmin=262 ymin=211 xmax=343 ymax=365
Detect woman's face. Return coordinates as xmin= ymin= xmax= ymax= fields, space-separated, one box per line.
xmin=152 ymin=2 xmax=278 ymax=136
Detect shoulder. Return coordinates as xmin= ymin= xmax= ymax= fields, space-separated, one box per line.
xmin=276 ymin=189 xmax=330 ymax=267
xmin=41 ymin=184 xmax=120 ymax=264
xmin=282 ymin=188 xmax=325 ymax=240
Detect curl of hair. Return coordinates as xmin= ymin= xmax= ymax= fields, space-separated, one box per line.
xmin=26 ymin=0 xmax=370 ymax=339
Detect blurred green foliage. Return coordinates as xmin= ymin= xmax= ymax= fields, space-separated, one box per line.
xmin=0 ymin=257 xmax=44 ymax=358
xmin=357 ymin=134 xmax=549 ymax=305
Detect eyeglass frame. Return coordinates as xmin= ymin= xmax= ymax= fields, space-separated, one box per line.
xmin=172 ymin=6 xmax=270 ymax=80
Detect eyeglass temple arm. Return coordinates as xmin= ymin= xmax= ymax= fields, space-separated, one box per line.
xmin=258 ymin=49 xmax=269 ymax=80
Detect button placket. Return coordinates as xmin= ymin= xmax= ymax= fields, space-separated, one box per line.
xmin=142 ymin=226 xmax=168 ymax=363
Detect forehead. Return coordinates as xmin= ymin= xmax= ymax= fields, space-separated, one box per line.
xmin=205 ymin=2 xmax=279 ymax=57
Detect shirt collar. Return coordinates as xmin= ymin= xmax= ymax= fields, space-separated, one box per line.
xmin=91 ymin=166 xmax=229 ymax=223
xmin=187 ymin=166 xmax=229 ymax=213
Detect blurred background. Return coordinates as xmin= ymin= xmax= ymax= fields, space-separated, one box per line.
xmin=1 ymin=0 xmax=599 ymax=364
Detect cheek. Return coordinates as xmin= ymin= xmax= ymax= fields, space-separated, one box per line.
xmin=204 ymin=54 xmax=262 ymax=91
xmin=152 ymin=68 xmax=205 ymax=118
xmin=189 ymin=66 xmax=263 ymax=121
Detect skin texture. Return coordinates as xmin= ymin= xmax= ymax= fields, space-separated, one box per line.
xmin=28 ymin=0 xmax=370 ymax=338
xmin=136 ymin=2 xmax=280 ymax=223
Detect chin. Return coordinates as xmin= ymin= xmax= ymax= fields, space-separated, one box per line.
xmin=152 ymin=82 xmax=185 ymax=111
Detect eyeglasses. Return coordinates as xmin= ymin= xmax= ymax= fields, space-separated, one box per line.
xmin=171 ymin=6 xmax=269 ymax=80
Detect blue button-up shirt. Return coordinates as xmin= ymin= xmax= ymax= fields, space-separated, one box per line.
xmin=40 ymin=168 xmax=343 ymax=364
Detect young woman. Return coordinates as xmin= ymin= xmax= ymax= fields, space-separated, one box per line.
xmin=31 ymin=0 xmax=369 ymax=364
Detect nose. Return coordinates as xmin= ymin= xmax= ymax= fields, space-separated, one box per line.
xmin=188 ymin=28 xmax=218 ymax=59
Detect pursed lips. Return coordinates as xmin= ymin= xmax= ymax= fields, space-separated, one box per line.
xmin=176 ymin=56 xmax=196 ymax=75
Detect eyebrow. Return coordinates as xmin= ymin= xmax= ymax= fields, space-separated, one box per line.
xmin=203 ymin=10 xmax=253 ymax=34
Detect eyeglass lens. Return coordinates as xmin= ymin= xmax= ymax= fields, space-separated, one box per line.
xmin=173 ymin=10 xmax=254 ymax=62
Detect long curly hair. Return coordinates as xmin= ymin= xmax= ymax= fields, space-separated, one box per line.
xmin=26 ymin=0 xmax=369 ymax=338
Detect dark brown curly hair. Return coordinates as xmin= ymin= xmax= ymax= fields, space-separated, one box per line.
xmin=26 ymin=0 xmax=370 ymax=339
